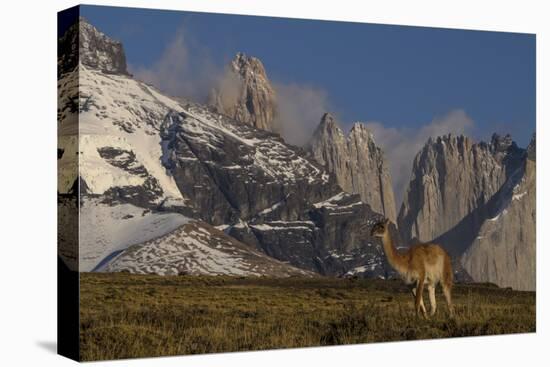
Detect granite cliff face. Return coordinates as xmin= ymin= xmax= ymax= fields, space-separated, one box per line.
xmin=58 ymin=17 xmax=129 ymax=76
xmin=209 ymin=53 xmax=277 ymax=132
xmin=159 ymin=104 xmax=390 ymax=276
xmin=398 ymin=133 xmax=524 ymax=251
xmin=461 ymin=135 xmax=536 ymax=290
xmin=307 ymin=113 xmax=397 ymax=222
xmin=397 ymin=133 xmax=534 ymax=290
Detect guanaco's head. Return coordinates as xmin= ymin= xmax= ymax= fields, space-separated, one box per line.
xmin=370 ymin=218 xmax=390 ymax=238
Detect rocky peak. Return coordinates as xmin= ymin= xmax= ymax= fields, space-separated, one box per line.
xmin=349 ymin=121 xmax=371 ymax=134
xmin=425 ymin=134 xmax=471 ymax=151
xmin=417 ymin=134 xmax=473 ymax=167
xmin=307 ymin=115 xmax=397 ymax=221
xmin=231 ymin=52 xmax=267 ymax=78
xmin=398 ymin=133 xmax=527 ymax=254
xmin=319 ymin=112 xmax=337 ymax=127
xmin=347 ymin=123 xmax=381 ymax=168
xmin=58 ymin=17 xmax=129 ymax=76
xmin=490 ymin=133 xmax=515 ymax=153
xmin=308 ymin=113 xmax=347 ymax=170
xmin=349 ymin=123 xmax=377 ymax=147
xmin=209 ymin=52 xmax=277 ymax=132
xmin=315 ymin=113 xmax=344 ymax=138
xmin=527 ymin=133 xmax=536 ymax=161
xmin=350 ymin=122 xmax=370 ymax=136
xmin=79 ymin=17 xmax=129 ymax=75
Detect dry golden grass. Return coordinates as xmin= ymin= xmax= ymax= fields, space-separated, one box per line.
xmin=79 ymin=273 xmax=535 ymax=361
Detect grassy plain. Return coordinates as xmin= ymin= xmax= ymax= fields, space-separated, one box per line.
xmin=79 ymin=273 xmax=535 ymax=361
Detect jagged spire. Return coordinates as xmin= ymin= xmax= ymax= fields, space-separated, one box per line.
xmin=349 ymin=122 xmax=376 ymax=144
xmin=317 ymin=112 xmax=340 ymax=132
xmin=307 ymin=113 xmax=397 ymax=221
xmin=209 ymin=52 xmax=277 ymax=131
xmin=231 ymin=52 xmax=268 ymax=77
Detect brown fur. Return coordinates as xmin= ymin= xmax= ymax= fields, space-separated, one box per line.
xmin=371 ymin=219 xmax=454 ymax=318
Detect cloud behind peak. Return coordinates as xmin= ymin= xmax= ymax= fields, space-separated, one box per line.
xmin=364 ymin=109 xmax=475 ymax=205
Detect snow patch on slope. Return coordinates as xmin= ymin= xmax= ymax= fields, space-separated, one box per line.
xmin=58 ymin=66 xmax=186 ymax=203
xmin=79 ymin=198 xmax=191 ymax=272
xmin=313 ymin=192 xmax=348 ymax=208
xmin=250 ymin=221 xmax=315 ymax=231
xmin=79 ymin=135 xmax=146 ymax=193
xmin=102 ymin=222 xmax=313 ymax=277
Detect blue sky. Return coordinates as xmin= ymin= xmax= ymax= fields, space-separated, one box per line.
xmin=80 ymin=5 xmax=535 ymax=145
xmin=78 ymin=5 xmax=536 ymax=200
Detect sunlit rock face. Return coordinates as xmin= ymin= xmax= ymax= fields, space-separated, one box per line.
xmin=398 ymin=133 xmax=534 ymax=290
xmin=461 ymin=134 xmax=536 ymax=290
xmin=307 ymin=113 xmax=397 ymax=222
xmin=209 ymin=53 xmax=277 ymax=132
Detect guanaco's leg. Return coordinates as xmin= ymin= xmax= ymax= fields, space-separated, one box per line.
xmin=414 ymin=275 xmax=427 ymax=318
xmin=428 ymin=284 xmax=437 ymax=316
xmin=443 ymin=284 xmax=454 ymax=318
xmin=411 ymin=287 xmax=427 ymax=315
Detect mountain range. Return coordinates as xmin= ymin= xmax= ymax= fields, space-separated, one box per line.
xmin=58 ymin=18 xmax=535 ymax=290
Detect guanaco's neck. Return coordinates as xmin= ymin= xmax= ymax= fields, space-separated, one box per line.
xmin=381 ymin=230 xmax=408 ymax=274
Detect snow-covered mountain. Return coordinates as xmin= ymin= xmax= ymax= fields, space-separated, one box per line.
xmin=58 ymin=17 xmax=389 ymax=277
xmin=102 ymin=220 xmax=312 ymax=277
xmin=58 ymin=63 xmax=190 ymax=211
xmin=79 ymin=198 xmax=190 ymax=272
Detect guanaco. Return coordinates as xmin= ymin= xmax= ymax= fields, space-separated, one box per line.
xmin=370 ymin=219 xmax=454 ymax=318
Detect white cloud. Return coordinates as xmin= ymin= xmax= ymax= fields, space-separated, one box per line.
xmin=129 ymin=24 xmax=332 ymax=148
xmin=130 ymin=25 xmax=220 ymax=102
xmin=273 ymin=83 xmax=332 ymax=146
xmin=365 ymin=109 xmax=475 ymax=205
xmin=210 ymin=69 xmax=244 ymax=111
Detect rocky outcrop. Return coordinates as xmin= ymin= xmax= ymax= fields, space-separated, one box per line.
xmin=160 ymin=106 xmax=336 ymax=226
xmin=209 ymin=53 xmax=277 ymax=131
xmin=461 ymin=135 xmax=536 ymax=290
xmin=160 ymin=104 xmax=390 ymax=277
xmin=307 ymin=113 xmax=397 ymax=222
xmin=397 ymin=133 xmax=535 ymax=290
xmin=397 ymin=133 xmax=524 ymax=253
xmin=58 ymin=16 xmax=129 ymax=76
